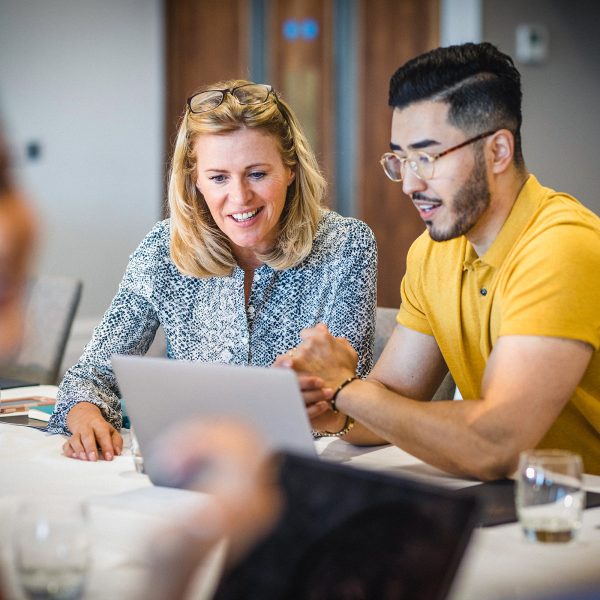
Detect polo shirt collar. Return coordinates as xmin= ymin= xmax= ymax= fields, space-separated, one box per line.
xmin=475 ymin=174 xmax=541 ymax=269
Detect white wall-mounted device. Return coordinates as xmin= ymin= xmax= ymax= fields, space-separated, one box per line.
xmin=515 ymin=23 xmax=550 ymax=65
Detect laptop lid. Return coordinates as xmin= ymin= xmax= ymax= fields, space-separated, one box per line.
xmin=214 ymin=451 xmax=479 ymax=600
xmin=111 ymin=355 xmax=317 ymax=484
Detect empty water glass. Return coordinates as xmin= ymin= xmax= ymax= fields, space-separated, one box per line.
xmin=12 ymin=500 xmax=90 ymax=600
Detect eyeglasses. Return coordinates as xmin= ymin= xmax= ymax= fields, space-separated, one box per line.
xmin=187 ymin=84 xmax=275 ymax=114
xmin=379 ymin=130 xmax=497 ymax=182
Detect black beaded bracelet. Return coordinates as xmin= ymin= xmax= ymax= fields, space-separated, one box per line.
xmin=330 ymin=375 xmax=359 ymax=413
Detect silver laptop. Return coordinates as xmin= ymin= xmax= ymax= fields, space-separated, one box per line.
xmin=111 ymin=355 xmax=317 ymax=483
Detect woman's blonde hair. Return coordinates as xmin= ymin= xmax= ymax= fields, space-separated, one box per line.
xmin=168 ymin=79 xmax=326 ymax=277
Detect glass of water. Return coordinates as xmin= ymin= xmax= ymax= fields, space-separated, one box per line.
xmin=12 ymin=500 xmax=90 ymax=600
xmin=515 ymin=449 xmax=585 ymax=543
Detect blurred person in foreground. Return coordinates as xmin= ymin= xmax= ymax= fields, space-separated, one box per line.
xmin=48 ymin=79 xmax=377 ymax=461
xmin=0 ymin=127 xmax=33 ymax=600
xmin=279 ymin=42 xmax=600 ymax=479
xmin=0 ymin=131 xmax=36 ymax=362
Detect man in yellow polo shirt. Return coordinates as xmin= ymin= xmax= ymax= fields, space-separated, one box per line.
xmin=278 ymin=42 xmax=600 ymax=479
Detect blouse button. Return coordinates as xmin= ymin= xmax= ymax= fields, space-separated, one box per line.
xmin=480 ymin=288 xmax=488 ymax=296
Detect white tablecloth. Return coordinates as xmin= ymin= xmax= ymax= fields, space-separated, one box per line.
xmin=1 ymin=419 xmax=600 ymax=599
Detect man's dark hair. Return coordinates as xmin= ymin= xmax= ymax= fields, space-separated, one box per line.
xmin=389 ymin=42 xmax=524 ymax=168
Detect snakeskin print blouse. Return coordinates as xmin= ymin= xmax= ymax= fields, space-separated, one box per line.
xmin=48 ymin=210 xmax=377 ymax=433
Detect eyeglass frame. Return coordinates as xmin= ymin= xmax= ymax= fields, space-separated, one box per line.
xmin=380 ymin=129 xmax=498 ymax=182
xmin=186 ymin=83 xmax=276 ymax=115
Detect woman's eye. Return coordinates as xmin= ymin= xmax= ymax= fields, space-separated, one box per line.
xmin=209 ymin=174 xmax=227 ymax=183
xmin=248 ymin=171 xmax=266 ymax=181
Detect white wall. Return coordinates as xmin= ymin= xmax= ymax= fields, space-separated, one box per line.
xmin=441 ymin=0 xmax=482 ymax=45
xmin=0 ymin=0 xmax=164 ymax=329
xmin=483 ymin=0 xmax=600 ymax=215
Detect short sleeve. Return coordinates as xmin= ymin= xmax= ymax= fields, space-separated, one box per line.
xmin=498 ymin=222 xmax=600 ymax=350
xmin=397 ymin=238 xmax=434 ymax=336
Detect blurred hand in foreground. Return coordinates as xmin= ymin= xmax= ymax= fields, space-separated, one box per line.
xmin=143 ymin=419 xmax=282 ymax=600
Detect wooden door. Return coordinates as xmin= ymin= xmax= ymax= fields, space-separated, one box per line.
xmin=165 ymin=0 xmax=249 ymax=154
xmin=267 ymin=0 xmax=335 ymax=197
xmin=358 ymin=0 xmax=440 ymax=308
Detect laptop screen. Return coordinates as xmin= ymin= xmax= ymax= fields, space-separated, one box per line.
xmin=111 ymin=356 xmax=317 ymax=487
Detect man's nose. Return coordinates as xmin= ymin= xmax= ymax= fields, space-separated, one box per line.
xmin=402 ymin=167 xmax=427 ymax=197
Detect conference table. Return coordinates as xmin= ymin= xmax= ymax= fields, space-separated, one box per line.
xmin=1 ymin=387 xmax=600 ymax=600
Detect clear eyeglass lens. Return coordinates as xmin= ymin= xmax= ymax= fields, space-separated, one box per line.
xmin=415 ymin=152 xmax=435 ymax=179
xmin=381 ymin=151 xmax=436 ymax=182
xmin=232 ymin=84 xmax=271 ymax=105
xmin=382 ymin=154 xmax=403 ymax=181
xmin=189 ymin=90 xmax=225 ymax=113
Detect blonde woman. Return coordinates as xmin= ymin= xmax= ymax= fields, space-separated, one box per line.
xmin=51 ymin=80 xmax=377 ymax=461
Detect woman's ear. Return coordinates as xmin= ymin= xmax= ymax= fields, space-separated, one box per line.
xmin=489 ymin=129 xmax=514 ymax=174
xmin=288 ymin=168 xmax=296 ymax=186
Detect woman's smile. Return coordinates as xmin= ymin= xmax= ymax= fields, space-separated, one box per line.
xmin=230 ymin=207 xmax=263 ymax=223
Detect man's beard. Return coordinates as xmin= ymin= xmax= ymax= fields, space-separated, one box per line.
xmin=427 ymin=150 xmax=491 ymax=242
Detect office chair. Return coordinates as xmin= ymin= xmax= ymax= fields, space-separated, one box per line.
xmin=0 ymin=275 xmax=82 ymax=385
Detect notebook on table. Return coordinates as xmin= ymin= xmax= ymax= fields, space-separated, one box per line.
xmin=111 ymin=355 xmax=317 ymax=485
xmin=214 ymin=451 xmax=480 ymax=600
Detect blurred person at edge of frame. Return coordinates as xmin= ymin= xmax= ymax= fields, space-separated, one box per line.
xmin=0 ymin=129 xmax=36 ymax=362
xmin=48 ymin=79 xmax=377 ymax=462
xmin=0 ymin=124 xmax=35 ymax=600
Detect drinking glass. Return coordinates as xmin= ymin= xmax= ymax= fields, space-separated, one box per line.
xmin=515 ymin=449 xmax=585 ymax=543
xmin=12 ymin=500 xmax=90 ymax=600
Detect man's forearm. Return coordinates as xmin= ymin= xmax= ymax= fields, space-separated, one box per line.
xmin=336 ymin=379 xmax=513 ymax=480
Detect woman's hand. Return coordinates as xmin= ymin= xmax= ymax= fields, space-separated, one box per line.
xmin=63 ymin=402 xmax=123 ymax=461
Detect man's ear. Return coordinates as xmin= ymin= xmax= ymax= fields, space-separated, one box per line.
xmin=489 ymin=129 xmax=514 ymax=174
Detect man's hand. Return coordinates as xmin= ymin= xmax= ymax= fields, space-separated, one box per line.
xmin=274 ymin=323 xmax=359 ymax=431
xmin=276 ymin=323 xmax=357 ymax=386
xmin=63 ymin=402 xmax=123 ymax=462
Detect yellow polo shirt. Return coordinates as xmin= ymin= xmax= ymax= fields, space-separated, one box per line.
xmin=398 ymin=175 xmax=600 ymax=474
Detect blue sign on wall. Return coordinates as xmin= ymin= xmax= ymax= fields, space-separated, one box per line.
xmin=283 ymin=18 xmax=319 ymax=41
